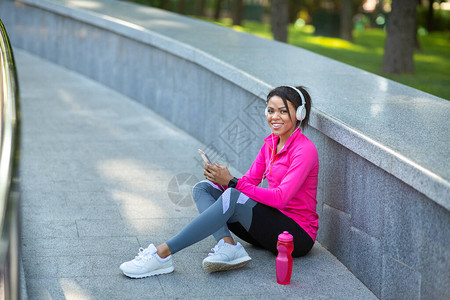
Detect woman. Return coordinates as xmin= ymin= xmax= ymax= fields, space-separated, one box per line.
xmin=120 ymin=85 xmax=319 ymax=278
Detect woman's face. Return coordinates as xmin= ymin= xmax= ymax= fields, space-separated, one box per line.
xmin=266 ymin=96 xmax=297 ymax=138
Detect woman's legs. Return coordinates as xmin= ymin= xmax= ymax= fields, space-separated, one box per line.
xmin=157 ymin=180 xmax=227 ymax=258
xmin=191 ymin=180 xmax=233 ymax=242
xmin=120 ymin=184 xmax=257 ymax=278
xmin=156 ymin=181 xmax=244 ymax=259
xmin=165 ymin=187 xmax=256 ymax=254
xmin=120 ymin=184 xmax=314 ymax=278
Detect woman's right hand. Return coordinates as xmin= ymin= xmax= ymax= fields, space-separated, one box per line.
xmin=203 ymin=162 xmax=233 ymax=186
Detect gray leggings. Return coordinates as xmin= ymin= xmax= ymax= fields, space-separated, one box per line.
xmin=166 ymin=180 xmax=256 ymax=254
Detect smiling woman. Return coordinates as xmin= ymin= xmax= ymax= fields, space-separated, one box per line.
xmin=120 ymin=85 xmax=319 ymax=278
xmin=265 ymin=86 xmax=311 ymax=153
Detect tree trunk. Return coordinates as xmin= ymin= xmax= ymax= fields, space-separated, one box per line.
xmin=340 ymin=0 xmax=353 ymax=41
xmin=178 ymin=0 xmax=186 ymax=14
xmin=232 ymin=0 xmax=244 ymax=26
xmin=426 ymin=0 xmax=434 ymax=31
xmin=382 ymin=0 xmax=417 ymax=74
xmin=271 ymin=0 xmax=289 ymax=43
xmin=196 ymin=0 xmax=207 ymax=17
xmin=214 ymin=0 xmax=224 ymax=20
xmin=161 ymin=1 xmax=170 ymax=10
xmin=415 ymin=0 xmax=422 ymax=51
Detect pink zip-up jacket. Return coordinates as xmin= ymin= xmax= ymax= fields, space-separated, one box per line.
xmin=236 ymin=128 xmax=319 ymax=241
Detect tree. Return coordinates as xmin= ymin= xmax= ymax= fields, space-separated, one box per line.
xmin=382 ymin=0 xmax=418 ymax=74
xmin=214 ymin=0 xmax=224 ymax=20
xmin=161 ymin=0 xmax=170 ymax=10
xmin=178 ymin=0 xmax=186 ymax=14
xmin=232 ymin=0 xmax=244 ymax=26
xmin=426 ymin=0 xmax=435 ymax=31
xmin=415 ymin=0 xmax=422 ymax=51
xmin=196 ymin=0 xmax=207 ymax=17
xmin=271 ymin=0 xmax=289 ymax=42
xmin=340 ymin=0 xmax=353 ymax=41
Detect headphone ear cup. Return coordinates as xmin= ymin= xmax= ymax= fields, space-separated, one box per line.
xmin=296 ymin=104 xmax=306 ymax=120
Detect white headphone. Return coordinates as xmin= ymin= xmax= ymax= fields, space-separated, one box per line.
xmin=265 ymin=86 xmax=306 ymax=121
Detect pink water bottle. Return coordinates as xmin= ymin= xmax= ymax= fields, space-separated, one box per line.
xmin=276 ymin=231 xmax=294 ymax=285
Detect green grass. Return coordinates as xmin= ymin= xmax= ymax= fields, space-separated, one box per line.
xmin=204 ymin=18 xmax=450 ymax=100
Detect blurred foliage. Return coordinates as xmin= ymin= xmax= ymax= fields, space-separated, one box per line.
xmin=417 ymin=5 xmax=450 ymax=31
xmin=291 ymin=28 xmax=450 ymax=100
xmin=121 ymin=0 xmax=450 ymax=100
xmin=209 ymin=18 xmax=450 ymax=100
xmin=122 ymin=0 xmax=450 ymax=33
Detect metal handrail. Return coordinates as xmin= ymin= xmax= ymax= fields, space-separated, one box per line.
xmin=0 ymin=18 xmax=21 ymax=300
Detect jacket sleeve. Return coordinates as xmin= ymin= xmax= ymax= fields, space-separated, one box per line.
xmin=236 ymin=143 xmax=317 ymax=209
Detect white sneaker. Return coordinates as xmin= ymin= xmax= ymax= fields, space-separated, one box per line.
xmin=202 ymin=239 xmax=251 ymax=273
xmin=120 ymin=244 xmax=174 ymax=278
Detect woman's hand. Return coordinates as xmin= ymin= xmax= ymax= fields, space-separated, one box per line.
xmin=203 ymin=162 xmax=234 ymax=186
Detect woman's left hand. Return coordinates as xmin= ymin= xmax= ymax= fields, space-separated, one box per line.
xmin=203 ymin=162 xmax=233 ymax=186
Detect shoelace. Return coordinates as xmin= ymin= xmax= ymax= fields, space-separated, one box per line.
xmin=134 ymin=247 xmax=154 ymax=262
xmin=208 ymin=243 xmax=223 ymax=256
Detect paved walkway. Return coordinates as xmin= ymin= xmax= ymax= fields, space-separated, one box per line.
xmin=17 ymin=49 xmax=376 ymax=299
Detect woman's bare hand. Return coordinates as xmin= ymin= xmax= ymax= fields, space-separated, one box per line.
xmin=203 ymin=162 xmax=233 ymax=186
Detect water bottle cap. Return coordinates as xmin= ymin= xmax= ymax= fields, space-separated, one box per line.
xmin=278 ymin=231 xmax=293 ymax=242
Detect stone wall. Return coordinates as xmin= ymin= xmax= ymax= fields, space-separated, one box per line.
xmin=1 ymin=0 xmax=448 ymax=298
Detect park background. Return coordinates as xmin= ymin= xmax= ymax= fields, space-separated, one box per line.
xmin=123 ymin=0 xmax=450 ymax=100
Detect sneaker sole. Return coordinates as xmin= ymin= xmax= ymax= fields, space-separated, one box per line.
xmin=203 ymin=256 xmax=251 ymax=273
xmin=122 ymin=266 xmax=174 ymax=279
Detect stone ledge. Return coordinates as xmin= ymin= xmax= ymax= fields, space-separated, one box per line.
xmin=311 ymin=110 xmax=450 ymax=210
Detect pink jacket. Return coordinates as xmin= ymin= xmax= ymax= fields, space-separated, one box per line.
xmin=236 ymin=128 xmax=319 ymax=241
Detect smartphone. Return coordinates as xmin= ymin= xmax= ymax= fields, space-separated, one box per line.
xmin=198 ymin=149 xmax=212 ymax=165
xmin=198 ymin=149 xmax=225 ymax=190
